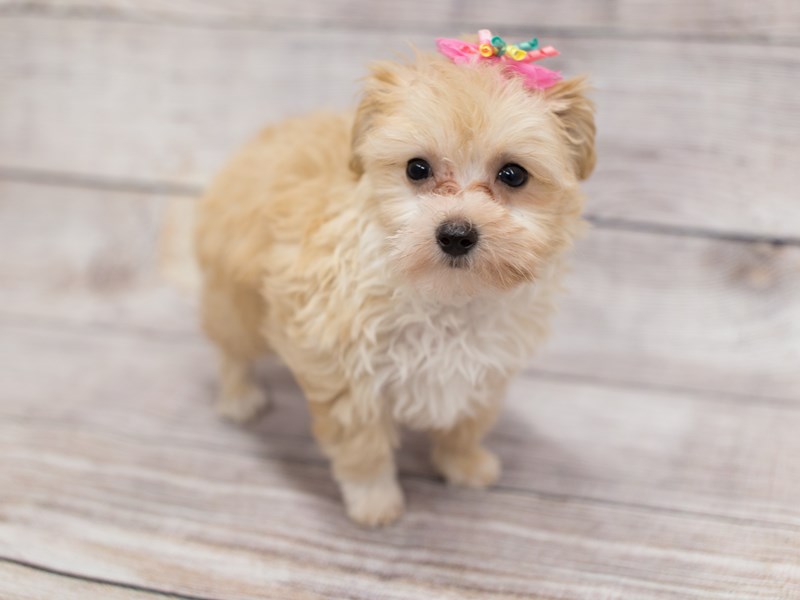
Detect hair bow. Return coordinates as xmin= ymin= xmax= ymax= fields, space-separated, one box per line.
xmin=436 ymin=29 xmax=561 ymax=90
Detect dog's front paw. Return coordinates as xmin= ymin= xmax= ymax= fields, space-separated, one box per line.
xmin=432 ymin=446 xmax=501 ymax=489
xmin=215 ymin=385 xmax=270 ymax=424
xmin=340 ymin=474 xmax=405 ymax=527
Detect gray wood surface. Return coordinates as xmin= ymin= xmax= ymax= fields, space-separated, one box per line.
xmin=4 ymin=317 xmax=800 ymax=526
xmin=2 ymin=2 xmax=799 ymax=598
xmin=1 ymin=0 xmax=798 ymax=40
xmin=2 ymin=16 xmax=799 ymax=237
xmin=3 ymin=181 xmax=798 ymax=400
xmin=0 ymin=562 xmax=164 ymax=600
xmin=3 ymin=326 xmax=799 ymax=599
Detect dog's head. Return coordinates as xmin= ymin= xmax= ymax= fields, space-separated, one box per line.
xmin=351 ymin=52 xmax=595 ymax=303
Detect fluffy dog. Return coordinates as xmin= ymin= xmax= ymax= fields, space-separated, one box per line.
xmin=194 ymin=48 xmax=595 ymax=526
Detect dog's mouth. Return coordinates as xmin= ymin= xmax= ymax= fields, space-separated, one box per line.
xmin=445 ymin=255 xmax=469 ymax=269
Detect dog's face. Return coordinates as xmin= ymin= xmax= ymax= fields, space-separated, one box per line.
xmin=351 ymin=53 xmax=595 ymax=303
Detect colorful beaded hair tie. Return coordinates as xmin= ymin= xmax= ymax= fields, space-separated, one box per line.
xmin=436 ymin=29 xmax=561 ymax=90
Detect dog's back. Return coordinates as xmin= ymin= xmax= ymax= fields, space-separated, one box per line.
xmin=195 ymin=111 xmax=355 ymax=291
xmin=193 ymin=111 xmax=361 ymax=422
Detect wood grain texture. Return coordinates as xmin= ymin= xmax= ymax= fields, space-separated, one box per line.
xmin=3 ymin=322 xmax=800 ymax=527
xmin=540 ymin=228 xmax=800 ymax=401
xmin=2 ymin=180 xmax=798 ymax=400
xmin=0 ymin=180 xmax=196 ymax=334
xmin=1 ymin=18 xmax=799 ymax=237
xmin=0 ymin=561 xmax=172 ymax=600
xmin=1 ymin=0 xmax=798 ymax=40
xmin=2 ymin=6 xmax=799 ymax=597
xmin=2 ymin=325 xmax=798 ymax=599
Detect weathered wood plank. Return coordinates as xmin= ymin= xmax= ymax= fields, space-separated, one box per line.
xmin=1 ymin=0 xmax=797 ymax=40
xmin=539 ymin=227 xmax=800 ymax=401
xmin=0 ymin=180 xmax=197 ymax=333
xmin=2 ymin=180 xmax=798 ymax=400
xmin=3 ymin=323 xmax=800 ymax=528
xmin=2 ymin=371 xmax=798 ymax=599
xmin=1 ymin=19 xmax=799 ymax=237
xmin=0 ymin=561 xmax=172 ymax=600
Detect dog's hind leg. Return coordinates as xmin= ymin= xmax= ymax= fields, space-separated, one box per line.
xmin=200 ymin=276 xmax=271 ymax=423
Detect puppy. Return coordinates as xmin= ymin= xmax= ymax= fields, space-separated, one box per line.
xmin=194 ymin=42 xmax=595 ymax=526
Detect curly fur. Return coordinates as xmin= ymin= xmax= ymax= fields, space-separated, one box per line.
xmin=194 ymin=51 xmax=595 ymax=526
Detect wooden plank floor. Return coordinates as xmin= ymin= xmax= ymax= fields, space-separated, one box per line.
xmin=2 ymin=2 xmax=800 ymax=599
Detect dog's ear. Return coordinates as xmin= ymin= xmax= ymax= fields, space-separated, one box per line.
xmin=350 ymin=61 xmax=405 ymax=176
xmin=545 ymin=77 xmax=596 ymax=181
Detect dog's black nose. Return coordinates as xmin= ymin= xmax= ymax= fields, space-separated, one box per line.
xmin=436 ymin=221 xmax=478 ymax=257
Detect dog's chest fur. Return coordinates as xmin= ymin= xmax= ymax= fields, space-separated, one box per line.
xmin=363 ymin=283 xmax=551 ymax=430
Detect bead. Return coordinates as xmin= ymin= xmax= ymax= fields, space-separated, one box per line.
xmin=507 ymin=45 xmax=527 ymax=61
xmin=479 ymin=43 xmax=495 ymax=57
xmin=491 ymin=35 xmax=506 ymax=50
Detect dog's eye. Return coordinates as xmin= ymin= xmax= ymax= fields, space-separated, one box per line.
xmin=406 ymin=158 xmax=432 ymax=181
xmin=497 ymin=163 xmax=529 ymax=188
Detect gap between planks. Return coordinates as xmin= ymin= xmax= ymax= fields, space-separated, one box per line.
xmin=1 ymin=314 xmax=798 ymax=411
xmin=0 ymin=2 xmax=797 ymax=46
xmin=0 ymin=557 xmax=217 ymax=600
xmin=2 ymin=165 xmax=798 ymax=248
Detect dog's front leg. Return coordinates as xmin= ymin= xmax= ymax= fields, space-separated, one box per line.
xmin=430 ymin=398 xmax=502 ymax=488
xmin=310 ymin=399 xmax=403 ymax=527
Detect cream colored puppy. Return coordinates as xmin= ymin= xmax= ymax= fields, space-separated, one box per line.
xmin=194 ymin=49 xmax=595 ymax=526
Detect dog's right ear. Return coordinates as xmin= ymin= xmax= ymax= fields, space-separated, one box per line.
xmin=350 ymin=61 xmax=405 ymax=176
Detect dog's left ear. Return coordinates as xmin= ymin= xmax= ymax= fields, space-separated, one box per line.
xmin=545 ymin=77 xmax=596 ymax=181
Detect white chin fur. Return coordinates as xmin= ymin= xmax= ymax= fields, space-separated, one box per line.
xmin=353 ymin=220 xmax=560 ymax=431
xmin=374 ymin=279 xmax=550 ymax=430
xmin=406 ymin=263 xmax=495 ymax=306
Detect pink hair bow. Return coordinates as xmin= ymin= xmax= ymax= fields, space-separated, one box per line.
xmin=436 ymin=29 xmax=562 ymax=90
